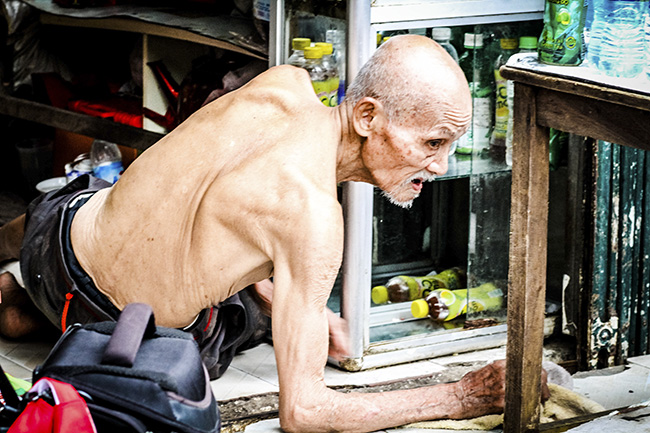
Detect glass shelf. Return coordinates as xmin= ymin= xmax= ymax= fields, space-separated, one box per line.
xmin=441 ymin=152 xmax=511 ymax=180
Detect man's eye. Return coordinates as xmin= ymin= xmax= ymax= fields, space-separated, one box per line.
xmin=427 ymin=140 xmax=443 ymax=149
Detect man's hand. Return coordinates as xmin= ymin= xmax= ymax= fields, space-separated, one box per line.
xmin=326 ymin=310 xmax=350 ymax=361
xmin=453 ymin=359 xmax=550 ymax=419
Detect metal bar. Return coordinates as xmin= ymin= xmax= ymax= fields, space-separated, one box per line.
xmin=608 ymin=143 xmax=620 ymax=327
xmin=639 ymin=152 xmax=650 ymax=355
xmin=618 ymin=145 xmax=634 ymax=363
xmin=631 ymin=149 xmax=644 ymax=356
xmin=268 ymin=0 xmax=285 ymax=67
xmin=592 ymin=141 xmax=611 ymax=322
xmin=340 ymin=0 xmax=374 ymax=364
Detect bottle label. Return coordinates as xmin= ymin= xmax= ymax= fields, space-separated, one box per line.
xmin=94 ymin=161 xmax=123 ymax=184
xmin=473 ymin=96 xmax=492 ymax=151
xmin=538 ymin=0 xmax=586 ymax=65
xmin=253 ymin=0 xmax=270 ymax=21
xmin=329 ymin=77 xmax=340 ymax=107
xmin=493 ymin=69 xmax=508 ymax=142
xmin=311 ymin=80 xmax=329 ymax=106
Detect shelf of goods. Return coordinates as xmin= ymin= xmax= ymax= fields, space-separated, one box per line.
xmin=1 ymin=0 xmax=268 ymax=151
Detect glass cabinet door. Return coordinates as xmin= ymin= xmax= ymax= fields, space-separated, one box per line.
xmin=273 ymin=0 xmax=545 ymax=371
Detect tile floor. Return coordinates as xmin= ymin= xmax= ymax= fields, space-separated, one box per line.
xmin=2 ymin=259 xmax=650 ymax=432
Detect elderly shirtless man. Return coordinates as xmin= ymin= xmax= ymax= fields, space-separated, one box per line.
xmin=0 ymin=35 xmax=548 ymax=432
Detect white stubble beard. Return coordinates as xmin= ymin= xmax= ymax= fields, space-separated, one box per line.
xmin=381 ymin=170 xmax=436 ymax=209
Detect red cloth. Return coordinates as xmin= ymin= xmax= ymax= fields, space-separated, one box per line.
xmin=8 ymin=378 xmax=96 ymax=433
xmin=68 ymin=99 xmax=143 ymax=128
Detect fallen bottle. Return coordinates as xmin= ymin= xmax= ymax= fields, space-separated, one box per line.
xmin=371 ymin=267 xmax=467 ymax=305
xmin=410 ymin=282 xmax=504 ymax=321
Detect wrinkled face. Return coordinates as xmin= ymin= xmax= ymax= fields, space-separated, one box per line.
xmin=369 ymin=106 xmax=471 ymax=208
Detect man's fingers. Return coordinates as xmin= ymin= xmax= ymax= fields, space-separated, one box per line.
xmin=541 ymin=368 xmax=551 ymax=402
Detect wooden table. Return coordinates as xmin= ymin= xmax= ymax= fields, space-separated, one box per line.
xmin=500 ymin=54 xmax=650 ymax=432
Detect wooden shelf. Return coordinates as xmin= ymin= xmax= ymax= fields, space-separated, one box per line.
xmin=25 ymin=0 xmax=268 ymax=60
xmin=39 ymin=13 xmax=267 ymax=61
xmin=0 ymin=91 xmax=163 ymax=152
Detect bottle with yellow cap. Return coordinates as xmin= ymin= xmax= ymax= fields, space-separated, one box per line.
xmin=490 ymin=37 xmax=519 ymax=163
xmin=371 ymin=267 xmax=467 ymax=305
xmin=303 ymin=46 xmax=329 ymax=106
xmin=314 ymin=42 xmax=339 ymax=107
xmin=411 ymin=283 xmax=504 ymax=321
xmin=287 ymin=38 xmax=311 ymax=68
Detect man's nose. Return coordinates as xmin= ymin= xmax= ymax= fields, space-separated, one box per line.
xmin=426 ymin=154 xmax=449 ymax=176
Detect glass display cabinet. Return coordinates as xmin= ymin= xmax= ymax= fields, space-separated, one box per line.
xmin=269 ymin=0 xmax=546 ymax=371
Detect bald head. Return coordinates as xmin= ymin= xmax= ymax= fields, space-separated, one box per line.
xmin=345 ymin=34 xmax=470 ymax=123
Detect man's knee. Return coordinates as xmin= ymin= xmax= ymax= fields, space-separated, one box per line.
xmin=0 ymin=214 xmax=26 ymax=261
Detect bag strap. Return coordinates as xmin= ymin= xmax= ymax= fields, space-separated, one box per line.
xmin=101 ymin=303 xmax=156 ymax=367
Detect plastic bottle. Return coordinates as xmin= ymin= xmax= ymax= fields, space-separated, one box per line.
xmin=491 ymin=38 xmax=519 ymax=163
xmin=411 ymin=283 xmax=504 ymax=321
xmin=646 ymin=13 xmax=650 ymax=81
xmin=90 ymin=140 xmax=123 ymax=184
xmin=431 ymin=27 xmax=459 ymax=62
xmin=314 ymin=42 xmax=340 ymax=107
xmin=587 ymin=0 xmax=648 ymax=78
xmin=287 ymin=38 xmax=311 ymax=68
xmin=371 ymin=267 xmax=467 ymax=305
xmin=303 ymin=46 xmax=329 ymax=106
xmin=326 ymin=29 xmax=346 ymax=103
xmin=538 ymin=0 xmax=587 ymax=65
xmin=252 ymin=0 xmax=270 ymax=42
xmin=432 ymin=27 xmax=460 ymax=155
xmin=505 ymin=36 xmax=538 ymax=167
xmin=457 ymin=33 xmax=491 ymax=155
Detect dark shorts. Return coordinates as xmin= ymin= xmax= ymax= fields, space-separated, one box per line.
xmin=20 ymin=175 xmax=268 ymax=379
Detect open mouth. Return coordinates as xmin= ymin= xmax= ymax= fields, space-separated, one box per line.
xmin=411 ymin=178 xmax=424 ymax=192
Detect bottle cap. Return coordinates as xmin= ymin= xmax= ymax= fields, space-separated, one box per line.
xmin=500 ymin=38 xmax=519 ymax=50
xmin=431 ymin=27 xmax=452 ymax=42
xmin=519 ymin=36 xmax=538 ymax=50
xmin=411 ymin=299 xmax=430 ymax=318
xmin=303 ymin=46 xmax=323 ymax=59
xmin=292 ymin=38 xmax=311 ymax=50
xmin=463 ymin=33 xmax=483 ymax=48
xmin=371 ymin=286 xmax=389 ymax=304
xmin=314 ymin=42 xmax=333 ymax=55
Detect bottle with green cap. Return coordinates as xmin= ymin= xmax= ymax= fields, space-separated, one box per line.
xmin=314 ymin=42 xmax=339 ymax=107
xmin=287 ymin=38 xmax=311 ymax=68
xmin=371 ymin=267 xmax=467 ymax=305
xmin=411 ymin=283 xmax=504 ymax=321
xmin=538 ymin=0 xmax=586 ymax=65
xmin=303 ymin=46 xmax=329 ymax=106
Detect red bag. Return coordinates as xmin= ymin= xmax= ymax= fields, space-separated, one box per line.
xmin=7 ymin=378 xmax=96 ymax=433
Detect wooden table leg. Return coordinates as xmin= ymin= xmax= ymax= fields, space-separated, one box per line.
xmin=504 ymin=83 xmax=550 ymax=433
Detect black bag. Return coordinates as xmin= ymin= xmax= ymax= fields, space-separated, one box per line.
xmin=33 ymin=303 xmax=221 ymax=433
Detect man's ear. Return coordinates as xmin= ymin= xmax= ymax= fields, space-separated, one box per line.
xmin=352 ymin=97 xmax=385 ymax=138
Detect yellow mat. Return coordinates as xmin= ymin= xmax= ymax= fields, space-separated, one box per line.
xmin=403 ymin=383 xmax=605 ymax=431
